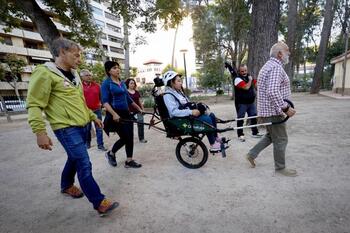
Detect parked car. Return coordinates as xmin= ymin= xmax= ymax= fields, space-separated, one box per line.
xmin=0 ymin=100 xmax=26 ymax=112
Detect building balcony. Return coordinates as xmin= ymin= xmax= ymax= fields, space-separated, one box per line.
xmin=107 ymin=51 xmax=124 ymax=59
xmin=27 ymin=48 xmax=52 ymax=58
xmin=0 ymin=25 xmax=23 ymax=37
xmin=22 ymin=30 xmax=43 ymax=41
xmin=0 ymin=44 xmax=28 ymax=56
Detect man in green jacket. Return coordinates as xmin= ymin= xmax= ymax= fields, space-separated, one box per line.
xmin=27 ymin=38 xmax=118 ymax=216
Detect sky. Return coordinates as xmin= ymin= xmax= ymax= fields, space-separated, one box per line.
xmin=129 ymin=17 xmax=197 ymax=75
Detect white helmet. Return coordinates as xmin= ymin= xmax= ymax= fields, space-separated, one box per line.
xmin=162 ymin=70 xmax=180 ymax=86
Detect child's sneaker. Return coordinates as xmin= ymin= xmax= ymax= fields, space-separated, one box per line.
xmin=252 ymin=132 xmax=264 ymax=138
xmin=97 ymin=199 xmax=119 ymax=217
xmin=61 ymin=185 xmax=84 ymax=198
xmin=209 ymin=141 xmax=221 ymax=152
xmin=238 ymin=135 xmax=246 ymax=142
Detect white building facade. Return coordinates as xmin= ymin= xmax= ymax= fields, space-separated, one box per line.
xmin=136 ymin=59 xmax=163 ymax=85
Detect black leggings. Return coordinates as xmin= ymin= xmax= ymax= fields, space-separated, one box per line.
xmin=111 ymin=110 xmax=134 ymax=158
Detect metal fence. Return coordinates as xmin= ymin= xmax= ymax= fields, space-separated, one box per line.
xmin=0 ymin=95 xmax=27 ymax=122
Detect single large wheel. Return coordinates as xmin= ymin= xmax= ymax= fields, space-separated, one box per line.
xmin=175 ymin=137 xmax=208 ymax=169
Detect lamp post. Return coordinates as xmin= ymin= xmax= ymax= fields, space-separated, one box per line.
xmin=180 ymin=49 xmax=188 ymax=89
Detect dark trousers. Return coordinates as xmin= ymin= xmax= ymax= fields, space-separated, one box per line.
xmin=86 ymin=109 xmax=104 ymax=147
xmin=236 ymin=102 xmax=259 ymax=137
xmin=111 ymin=110 xmax=134 ymax=158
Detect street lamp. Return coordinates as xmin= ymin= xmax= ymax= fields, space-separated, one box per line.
xmin=180 ymin=49 xmax=188 ymax=89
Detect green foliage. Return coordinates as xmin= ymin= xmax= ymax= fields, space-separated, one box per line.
xmin=216 ymin=89 xmax=224 ymax=95
xmin=143 ymin=96 xmax=155 ymax=109
xmin=326 ymin=35 xmax=349 ymax=64
xmin=45 ymin=0 xmax=101 ymax=47
xmin=138 ymin=84 xmax=154 ymax=98
xmin=197 ymin=56 xmax=227 ymax=89
xmin=183 ymin=88 xmax=192 ymax=96
xmin=0 ymin=64 xmax=6 ymax=81
xmin=130 ymin=67 xmax=138 ymax=77
xmin=155 ymin=0 xmax=186 ymax=29
xmin=78 ymin=60 xmax=105 ymax=84
xmin=161 ymin=64 xmax=184 ymax=76
xmin=2 ymin=54 xmax=27 ymax=82
xmin=1 ymin=0 xmax=101 ymax=48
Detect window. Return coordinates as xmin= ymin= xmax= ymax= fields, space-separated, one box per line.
xmin=21 ymin=24 xmax=34 ymax=31
xmin=106 ymin=23 xmax=121 ymax=33
xmin=24 ymin=41 xmax=38 ymax=49
xmin=95 ymin=19 xmax=105 ymax=28
xmin=1 ymin=36 xmax=12 ymax=46
xmin=102 ymin=45 xmax=108 ymax=51
xmin=91 ymin=5 xmax=103 ymax=16
xmin=108 ymin=35 xmax=123 ymax=44
xmin=100 ymin=33 xmax=107 ymax=39
xmin=105 ymin=12 xmax=120 ymax=22
xmin=110 ymin=46 xmax=124 ymax=54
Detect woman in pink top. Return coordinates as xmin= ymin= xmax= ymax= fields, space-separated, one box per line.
xmin=126 ymin=78 xmax=147 ymax=143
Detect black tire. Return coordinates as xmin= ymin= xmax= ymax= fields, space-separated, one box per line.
xmin=175 ymin=137 xmax=208 ymax=169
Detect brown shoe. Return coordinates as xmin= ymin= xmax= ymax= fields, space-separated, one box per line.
xmin=61 ymin=185 xmax=84 ymax=198
xmin=275 ymin=168 xmax=298 ymax=177
xmin=246 ymin=154 xmax=256 ymax=168
xmin=97 ymin=199 xmax=119 ymax=217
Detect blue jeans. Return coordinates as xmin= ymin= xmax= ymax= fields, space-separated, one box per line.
xmin=236 ymin=103 xmax=259 ymax=137
xmin=54 ymin=125 xmax=105 ymax=209
xmin=197 ymin=112 xmax=217 ymax=145
xmin=86 ymin=109 xmax=104 ymax=147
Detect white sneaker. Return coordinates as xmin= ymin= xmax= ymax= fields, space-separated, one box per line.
xmin=238 ymin=135 xmax=245 ymax=142
xmin=252 ymin=133 xmax=264 ymax=138
xmin=209 ymin=142 xmax=221 ymax=152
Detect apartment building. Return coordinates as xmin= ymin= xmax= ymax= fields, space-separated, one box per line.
xmin=0 ymin=0 xmax=124 ymax=84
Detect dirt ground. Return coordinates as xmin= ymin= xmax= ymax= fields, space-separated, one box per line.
xmin=0 ymin=93 xmax=349 ymax=233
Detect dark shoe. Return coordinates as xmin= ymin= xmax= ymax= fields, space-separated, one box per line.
xmin=61 ymin=185 xmax=84 ymax=198
xmin=275 ymin=168 xmax=298 ymax=177
xmin=98 ymin=145 xmax=108 ymax=151
xmin=139 ymin=139 xmax=148 ymax=143
xmin=97 ymin=198 xmax=119 ymax=217
xmin=105 ymin=151 xmax=117 ymax=167
xmin=246 ymin=154 xmax=256 ymax=168
xmin=124 ymin=160 xmax=142 ymax=168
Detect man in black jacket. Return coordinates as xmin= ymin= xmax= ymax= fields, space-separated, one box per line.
xmin=234 ymin=64 xmax=263 ymax=142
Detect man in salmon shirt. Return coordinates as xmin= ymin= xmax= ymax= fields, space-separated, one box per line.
xmin=81 ymin=69 xmax=107 ymax=151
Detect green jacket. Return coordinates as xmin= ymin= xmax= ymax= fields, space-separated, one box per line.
xmin=27 ymin=62 xmax=96 ymax=133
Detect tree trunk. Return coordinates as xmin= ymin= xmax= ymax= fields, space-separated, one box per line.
xmin=285 ymin=0 xmax=298 ymax=83
xmin=123 ymin=19 xmax=130 ymax=79
xmin=310 ymin=0 xmax=335 ymax=94
xmin=247 ymin=0 xmax=280 ymax=78
xmin=13 ymin=0 xmax=61 ymax=56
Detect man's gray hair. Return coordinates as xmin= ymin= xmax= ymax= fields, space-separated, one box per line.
xmin=270 ymin=41 xmax=288 ymax=58
xmin=51 ymin=38 xmax=82 ymax=58
xmin=80 ymin=69 xmax=91 ymax=77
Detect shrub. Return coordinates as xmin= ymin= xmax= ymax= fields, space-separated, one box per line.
xmin=216 ymin=89 xmax=224 ymax=95
xmin=143 ymin=96 xmax=155 ymax=109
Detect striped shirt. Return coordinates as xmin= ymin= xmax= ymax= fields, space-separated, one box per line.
xmin=257 ymin=57 xmax=291 ymax=117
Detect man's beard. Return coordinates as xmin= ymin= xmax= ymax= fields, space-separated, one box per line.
xmin=282 ymin=54 xmax=289 ymax=64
